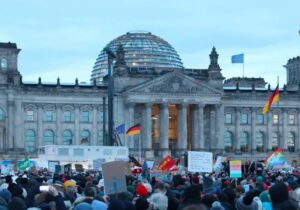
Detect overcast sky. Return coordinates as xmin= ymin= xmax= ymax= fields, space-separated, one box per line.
xmin=1 ymin=0 xmax=299 ymax=87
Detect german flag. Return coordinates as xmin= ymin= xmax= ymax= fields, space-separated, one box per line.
xmin=126 ymin=124 xmax=141 ymax=136
xmin=263 ymin=85 xmax=279 ymax=115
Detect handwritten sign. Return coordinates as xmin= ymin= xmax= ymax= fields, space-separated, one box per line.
xmin=188 ymin=151 xmax=213 ymax=173
xmin=230 ymin=160 xmax=242 ymax=178
xmin=102 ymin=161 xmax=130 ymax=195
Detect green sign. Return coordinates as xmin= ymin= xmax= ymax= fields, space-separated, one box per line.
xmin=18 ymin=159 xmax=30 ymax=171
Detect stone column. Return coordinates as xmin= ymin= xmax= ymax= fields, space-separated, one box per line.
xmin=177 ymin=103 xmax=188 ymax=154
xmin=159 ymin=103 xmax=170 ymax=157
xmin=56 ymin=105 xmax=62 ymax=145
xmin=37 ymin=104 xmax=43 ymax=148
xmin=142 ymin=103 xmax=153 ymax=158
xmin=235 ymin=108 xmax=241 ymax=152
xmin=7 ymin=101 xmax=14 ymax=149
xmin=126 ymin=103 xmax=135 ymax=149
xmin=92 ymin=105 xmax=98 ymax=145
xmin=74 ymin=105 xmax=80 ymax=145
xmin=209 ymin=108 xmax=215 ymax=150
xmin=215 ymin=104 xmax=224 ymax=151
xmin=297 ymin=109 xmax=300 ymax=151
xmin=191 ymin=104 xmax=204 ymax=150
xmin=251 ymin=108 xmax=256 ymax=152
xmin=266 ymin=111 xmax=273 ymax=151
xmin=14 ymin=100 xmax=22 ymax=148
xmin=0 ymin=127 xmax=3 ymax=150
xmin=282 ymin=109 xmax=288 ymax=150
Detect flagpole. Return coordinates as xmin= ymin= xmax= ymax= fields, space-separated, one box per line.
xmin=139 ymin=134 xmax=142 ymax=163
xmin=277 ymin=76 xmax=280 ymax=151
xmin=243 ymin=53 xmax=245 ymax=78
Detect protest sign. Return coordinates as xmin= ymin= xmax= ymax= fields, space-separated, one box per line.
xmin=0 ymin=160 xmax=13 ymax=175
xmin=230 ymin=160 xmax=242 ymax=178
xmin=146 ymin=161 xmax=155 ymax=169
xmin=188 ymin=151 xmax=213 ymax=173
xmin=48 ymin=161 xmax=60 ymax=173
xmin=75 ymin=164 xmax=83 ymax=172
xmin=64 ymin=163 xmax=72 ymax=173
xmin=102 ymin=161 xmax=130 ymax=195
xmin=93 ymin=159 xmax=105 ymax=171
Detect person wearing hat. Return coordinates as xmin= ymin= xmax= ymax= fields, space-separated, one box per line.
xmin=63 ymin=180 xmax=79 ymax=208
xmin=269 ymin=182 xmax=298 ymax=210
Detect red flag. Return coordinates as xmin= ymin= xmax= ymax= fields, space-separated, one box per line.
xmin=157 ymin=155 xmax=175 ymax=171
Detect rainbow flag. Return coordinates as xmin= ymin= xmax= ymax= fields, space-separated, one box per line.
xmin=265 ymin=148 xmax=285 ymax=169
xmin=126 ymin=124 xmax=141 ymax=136
xmin=230 ymin=160 xmax=242 ymax=178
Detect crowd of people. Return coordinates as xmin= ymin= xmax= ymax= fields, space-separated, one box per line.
xmin=0 ymin=161 xmax=299 ymax=210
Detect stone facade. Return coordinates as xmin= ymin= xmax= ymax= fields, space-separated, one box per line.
xmin=0 ymin=41 xmax=300 ymax=162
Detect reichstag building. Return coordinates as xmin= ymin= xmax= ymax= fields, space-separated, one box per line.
xmin=0 ymin=32 xmax=300 ymax=161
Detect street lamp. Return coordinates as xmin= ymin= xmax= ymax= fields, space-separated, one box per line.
xmin=105 ymin=47 xmax=116 ymax=146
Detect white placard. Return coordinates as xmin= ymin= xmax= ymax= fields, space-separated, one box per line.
xmin=188 ymin=151 xmax=213 ymax=173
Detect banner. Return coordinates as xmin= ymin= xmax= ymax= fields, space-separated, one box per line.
xmin=188 ymin=151 xmax=213 ymax=173
xmin=150 ymin=170 xmax=169 ymax=182
xmin=18 ymin=159 xmax=30 ymax=171
xmin=230 ymin=160 xmax=242 ymax=178
xmin=157 ymin=155 xmax=175 ymax=171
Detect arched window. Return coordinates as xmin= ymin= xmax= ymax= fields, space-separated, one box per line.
xmin=25 ymin=129 xmax=36 ymax=152
xmin=1 ymin=58 xmax=7 ymax=70
xmin=0 ymin=108 xmax=5 ymax=121
xmin=288 ymin=132 xmax=295 ymax=152
xmin=44 ymin=130 xmax=54 ymax=145
xmin=62 ymin=130 xmax=72 ymax=145
xmin=224 ymin=131 xmax=233 ymax=152
xmin=256 ymin=132 xmax=264 ymax=152
xmin=240 ymin=132 xmax=249 ymax=152
xmin=80 ymin=130 xmax=90 ymax=145
xmin=272 ymin=132 xmax=279 ymax=151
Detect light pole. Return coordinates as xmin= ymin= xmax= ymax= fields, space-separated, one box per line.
xmin=105 ymin=47 xmax=116 ymax=146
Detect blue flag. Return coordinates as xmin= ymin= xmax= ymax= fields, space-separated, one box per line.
xmin=115 ymin=123 xmax=125 ymax=134
xmin=231 ymin=53 xmax=244 ymax=63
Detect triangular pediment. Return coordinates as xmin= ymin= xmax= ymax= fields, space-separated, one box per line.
xmin=126 ymin=70 xmax=222 ymax=95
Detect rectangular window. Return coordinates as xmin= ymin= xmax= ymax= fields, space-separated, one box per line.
xmin=256 ymin=114 xmax=264 ymax=124
xmin=289 ymin=114 xmax=296 ymax=125
xmin=241 ymin=113 xmax=249 ymax=124
xmin=225 ymin=113 xmax=232 ymax=124
xmin=273 ymin=114 xmax=279 ymax=124
xmin=26 ymin=110 xmax=34 ymax=121
xmin=44 ymin=111 xmax=53 ymax=122
xmin=81 ymin=111 xmax=89 ymax=122
xmin=64 ymin=111 xmax=71 ymax=122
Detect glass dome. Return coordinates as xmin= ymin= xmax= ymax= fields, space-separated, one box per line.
xmin=90 ymin=32 xmax=184 ymax=82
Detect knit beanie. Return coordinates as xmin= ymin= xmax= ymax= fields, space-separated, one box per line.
xmin=235 ymin=193 xmax=258 ymax=210
xmin=256 ymin=176 xmax=263 ymax=183
xmin=136 ymin=184 xmax=148 ymax=197
xmin=210 ymin=201 xmax=225 ymax=210
xmin=269 ymin=182 xmax=289 ymax=205
xmin=259 ymin=191 xmax=271 ymax=203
